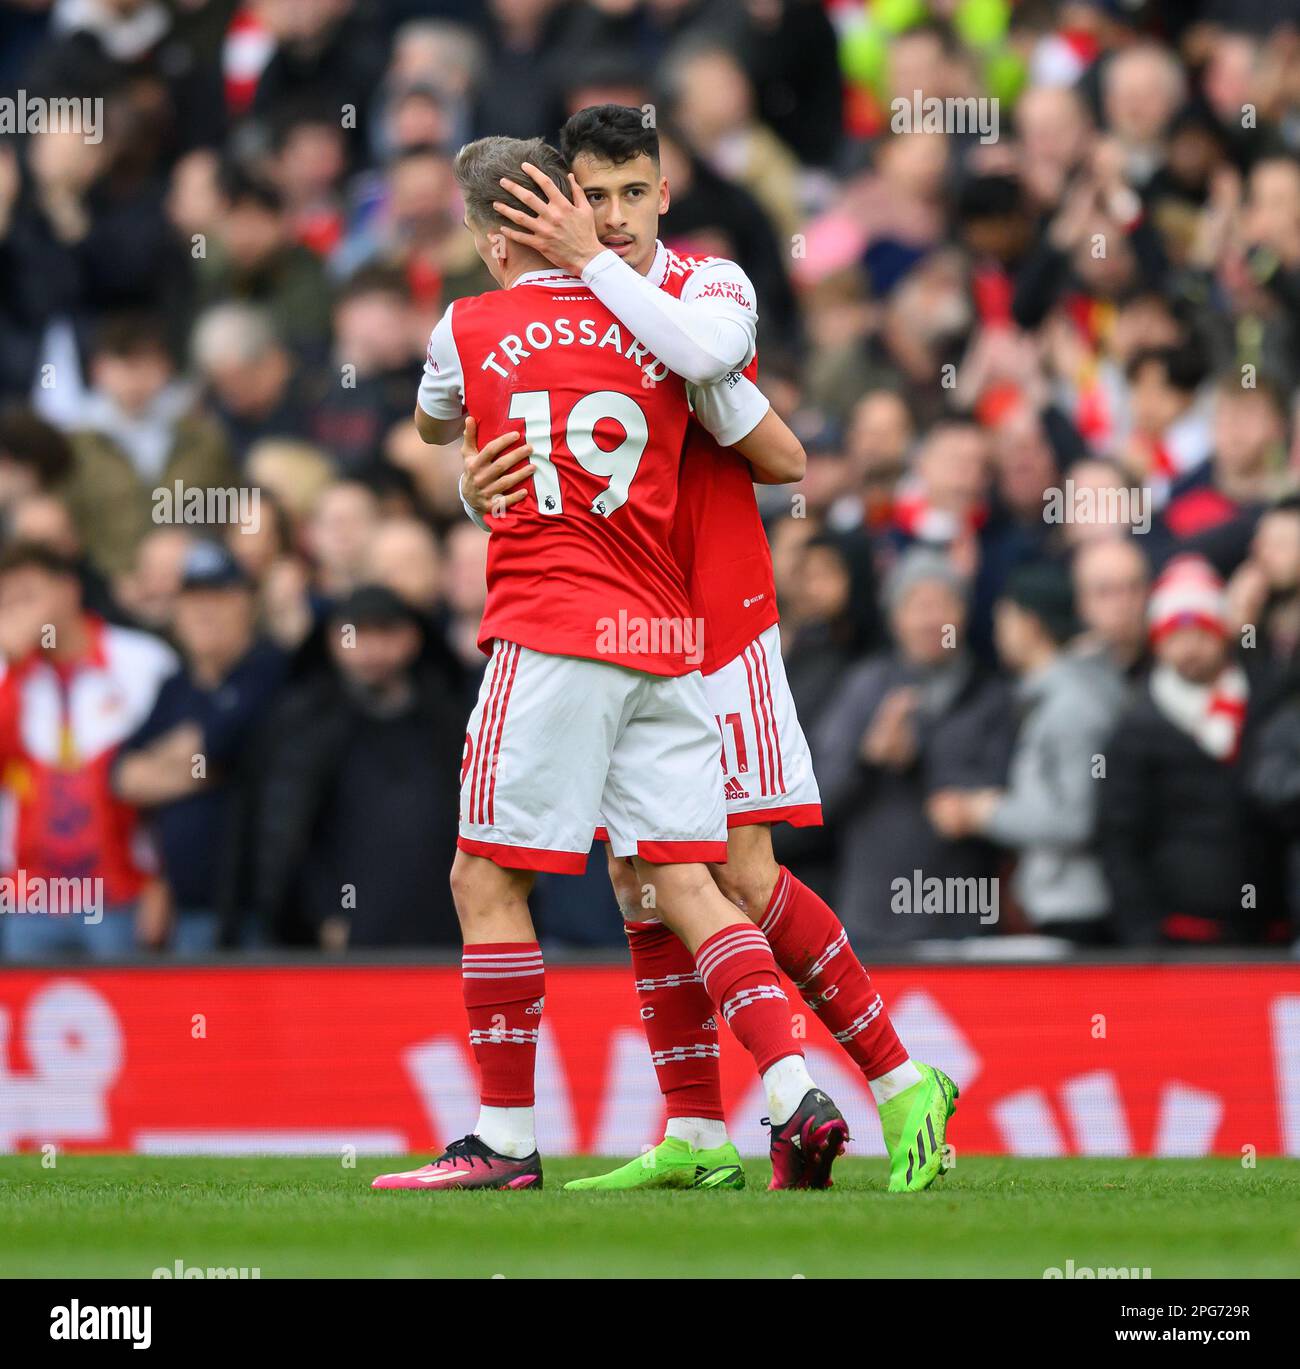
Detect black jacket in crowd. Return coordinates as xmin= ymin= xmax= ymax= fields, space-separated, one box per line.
xmin=243 ymin=660 xmax=466 ymax=949
xmin=1098 ymin=680 xmax=1286 ymax=945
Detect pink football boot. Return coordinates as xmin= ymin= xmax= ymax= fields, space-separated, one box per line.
xmin=371 ymin=1134 xmax=542 ymax=1190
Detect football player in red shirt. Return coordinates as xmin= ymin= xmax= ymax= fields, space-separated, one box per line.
xmin=371 ymin=136 xmax=849 ymax=1194
xmin=459 ymin=109 xmax=958 ymax=1194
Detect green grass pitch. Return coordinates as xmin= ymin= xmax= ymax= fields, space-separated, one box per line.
xmin=1 ymin=1156 xmax=1298 ymax=1279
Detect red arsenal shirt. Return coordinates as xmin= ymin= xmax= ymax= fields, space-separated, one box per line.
xmin=649 ymin=245 xmax=780 ymax=674
xmin=419 ymin=269 xmax=701 ymax=676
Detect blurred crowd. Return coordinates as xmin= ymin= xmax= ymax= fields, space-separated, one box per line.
xmin=3 ymin=0 xmax=1300 ymax=958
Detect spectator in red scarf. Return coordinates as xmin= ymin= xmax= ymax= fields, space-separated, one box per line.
xmin=1099 ymin=555 xmax=1284 ymax=944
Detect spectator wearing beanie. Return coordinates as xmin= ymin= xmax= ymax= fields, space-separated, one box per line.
xmin=929 ymin=562 xmax=1129 ymax=943
xmin=1100 ymin=556 xmax=1284 ymax=945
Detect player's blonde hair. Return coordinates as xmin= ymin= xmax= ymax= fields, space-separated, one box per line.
xmin=453 ymin=136 xmax=571 ymax=230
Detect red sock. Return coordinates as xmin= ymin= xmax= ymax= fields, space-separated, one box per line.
xmin=694 ymin=923 xmax=800 ymax=1075
xmin=462 ymin=942 xmax=545 ymax=1107
xmin=626 ymin=919 xmax=724 ymax=1121
xmin=761 ymin=867 xmax=908 ymax=1079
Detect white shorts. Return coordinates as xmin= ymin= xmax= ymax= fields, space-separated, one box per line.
xmin=459 ymin=641 xmax=727 ymax=874
xmin=595 ymin=624 xmax=822 ymax=844
xmin=706 ymin=623 xmax=822 ymax=828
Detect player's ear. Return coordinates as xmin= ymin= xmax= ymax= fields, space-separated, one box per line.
xmin=658 ymin=177 xmax=670 ymax=215
xmin=488 ymin=231 xmax=508 ymax=263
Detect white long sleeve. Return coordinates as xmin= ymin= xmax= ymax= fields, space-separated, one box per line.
xmin=689 ymin=372 xmax=771 ymax=447
xmin=417 ymin=302 xmax=465 ymax=418
xmin=580 ymin=249 xmax=757 ymax=386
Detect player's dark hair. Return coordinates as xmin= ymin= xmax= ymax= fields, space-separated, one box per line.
xmin=560 ymin=104 xmax=659 ymax=169
xmin=453 ymin=136 xmax=570 ymax=230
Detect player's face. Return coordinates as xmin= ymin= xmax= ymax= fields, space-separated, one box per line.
xmin=569 ymin=151 xmax=668 ymax=276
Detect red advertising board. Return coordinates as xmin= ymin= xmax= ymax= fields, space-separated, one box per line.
xmin=0 ymin=964 xmax=1296 ymax=1156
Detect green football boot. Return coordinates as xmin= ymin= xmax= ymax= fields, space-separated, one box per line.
xmin=878 ymin=1061 xmax=959 ymax=1193
xmin=564 ymin=1137 xmax=746 ymax=1191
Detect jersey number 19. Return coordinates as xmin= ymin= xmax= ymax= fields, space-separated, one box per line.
xmin=508 ymin=389 xmax=649 ymax=518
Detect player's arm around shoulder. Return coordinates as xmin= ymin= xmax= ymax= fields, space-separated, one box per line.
xmin=458 ymin=417 xmax=536 ymax=528
xmin=581 ymin=247 xmax=757 ymax=385
xmin=682 ymin=257 xmax=803 ymax=479
xmin=690 ymin=370 xmax=805 ymax=484
xmin=733 ymin=404 xmax=805 ymax=484
xmin=679 ymin=255 xmax=760 ymax=362
xmin=683 ymin=254 xmax=759 ymax=310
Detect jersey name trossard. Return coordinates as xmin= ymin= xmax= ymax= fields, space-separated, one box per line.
xmin=419 ymin=269 xmax=702 ymax=676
